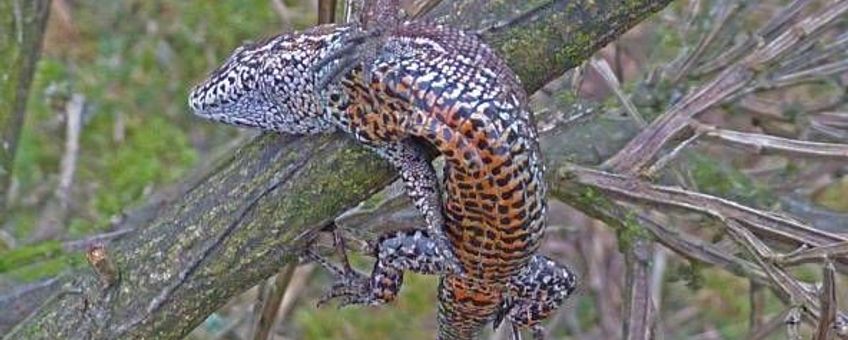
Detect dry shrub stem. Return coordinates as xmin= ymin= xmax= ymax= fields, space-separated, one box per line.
xmin=3 ymin=0 xmax=848 ymax=338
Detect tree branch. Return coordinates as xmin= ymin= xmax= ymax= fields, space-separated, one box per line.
xmin=2 ymin=1 xmax=675 ymax=338
xmin=604 ymin=0 xmax=848 ymax=174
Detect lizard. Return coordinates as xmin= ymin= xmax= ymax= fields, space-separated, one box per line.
xmin=188 ymin=2 xmax=576 ymax=338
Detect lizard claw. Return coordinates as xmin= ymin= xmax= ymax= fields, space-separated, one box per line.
xmin=305 ymin=248 xmax=377 ymax=308
xmin=305 ymin=227 xmax=384 ymax=308
xmin=316 ymin=272 xmax=374 ymax=308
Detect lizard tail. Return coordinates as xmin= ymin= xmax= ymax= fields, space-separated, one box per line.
xmin=436 ymin=276 xmax=501 ymax=340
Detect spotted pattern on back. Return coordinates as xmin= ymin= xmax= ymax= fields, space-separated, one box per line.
xmin=189 ymin=20 xmax=572 ymax=340
xmin=322 ymin=22 xmax=548 ymax=338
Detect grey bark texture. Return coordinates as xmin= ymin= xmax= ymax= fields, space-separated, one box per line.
xmin=3 ymin=0 xmax=675 ymax=338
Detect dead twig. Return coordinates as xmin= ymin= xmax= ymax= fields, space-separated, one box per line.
xmin=604 ymin=0 xmax=848 ymax=174
xmin=694 ymin=121 xmax=848 ymax=160
xmin=693 ymin=0 xmax=811 ymax=76
xmin=251 ymin=264 xmax=297 ymax=340
xmin=591 ymin=58 xmax=647 ymax=127
xmin=670 ymin=1 xmax=742 ymax=83
xmin=57 ymin=94 xmax=84 ymax=213
xmin=749 ymin=281 xmax=767 ymax=333
xmin=773 ymin=242 xmax=848 ymax=266
xmin=317 ymin=0 xmax=337 ymax=24
xmin=749 ymin=307 xmax=794 ymax=340
xmin=562 ymin=165 xmax=848 ymax=249
xmin=622 ymin=239 xmax=655 ymax=340
xmin=814 ymin=260 xmax=837 ymax=340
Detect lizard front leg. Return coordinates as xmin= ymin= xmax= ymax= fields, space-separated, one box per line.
xmin=313 ymin=228 xmax=460 ymax=306
xmin=377 ymin=140 xmax=463 ymax=272
xmin=494 ymin=256 xmax=577 ymax=339
xmin=313 ymin=140 xmax=463 ymax=307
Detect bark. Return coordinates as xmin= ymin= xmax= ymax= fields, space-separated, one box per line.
xmin=0 ymin=0 xmax=51 ymax=221
xmin=2 ymin=0 xmax=675 ymax=338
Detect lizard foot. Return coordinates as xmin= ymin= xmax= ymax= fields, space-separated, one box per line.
xmin=306 ymin=251 xmax=402 ymax=308
xmin=317 ymin=269 xmax=379 ymax=307
xmin=494 ymin=255 xmax=577 ymax=340
xmin=306 ymin=228 xmax=466 ymax=308
xmin=304 ymin=224 xmax=403 ymax=307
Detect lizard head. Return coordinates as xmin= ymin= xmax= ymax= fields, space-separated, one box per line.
xmin=189 ymin=26 xmax=349 ymax=134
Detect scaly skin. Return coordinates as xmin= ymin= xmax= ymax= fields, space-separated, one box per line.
xmin=189 ymin=19 xmax=576 ymax=339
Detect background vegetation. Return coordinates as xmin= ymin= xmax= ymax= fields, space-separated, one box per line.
xmin=1 ymin=0 xmax=846 ymax=339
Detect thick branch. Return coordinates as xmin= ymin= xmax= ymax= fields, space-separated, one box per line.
xmin=6 ymin=134 xmax=395 ymax=339
xmin=428 ymin=0 xmax=674 ymax=93
xmin=3 ymin=1 xmax=674 ymax=338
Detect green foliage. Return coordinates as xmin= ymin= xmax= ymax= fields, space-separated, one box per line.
xmin=814 ymin=176 xmax=848 ymax=212
xmin=296 ymin=273 xmax=438 ymax=339
xmin=0 ymin=240 xmax=62 ymax=272
xmin=668 ymin=261 xmax=704 ymax=290
xmin=11 ymin=0 xmax=295 ymax=238
xmin=0 ymin=240 xmax=89 ymax=281
xmin=688 ymin=153 xmax=767 ymax=205
xmin=88 ymin=115 xmax=196 ymax=220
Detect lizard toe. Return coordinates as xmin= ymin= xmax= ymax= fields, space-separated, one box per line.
xmin=317 ymin=275 xmax=373 ymax=308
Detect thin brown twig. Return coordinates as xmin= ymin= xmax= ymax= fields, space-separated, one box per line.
xmin=405 ymin=0 xmax=444 ymax=19
xmin=738 ymin=96 xmax=846 ymax=123
xmin=591 ymin=55 xmax=656 ymax=340
xmin=767 ymin=59 xmax=848 ymax=88
xmin=251 ymin=264 xmax=297 ymax=340
xmin=777 ymin=31 xmax=848 ymax=75
xmin=773 ymin=242 xmax=848 ymax=266
xmin=604 ymin=0 xmax=848 ymax=174
xmin=694 ymin=121 xmax=848 ymax=159
xmin=749 ymin=307 xmax=794 ymax=340
xmin=693 ymin=0 xmax=811 ymax=76
xmin=632 ymin=213 xmax=768 ymax=283
xmin=591 ymin=58 xmax=647 ymax=127
xmin=814 ymin=260 xmax=837 ymax=340
xmin=622 ymin=239 xmax=656 ymax=340
xmin=317 ymin=0 xmax=337 ymax=24
xmin=671 ymin=1 xmax=741 ymax=83
xmin=62 ymin=228 xmax=134 ymax=252
xmin=749 ymin=281 xmax=766 ymax=333
xmin=276 ymin=264 xmax=316 ymax=324
xmin=563 ymin=165 xmax=848 ymax=248
xmin=643 ymin=129 xmax=701 ymax=178
xmin=720 ymin=219 xmax=848 ymax=334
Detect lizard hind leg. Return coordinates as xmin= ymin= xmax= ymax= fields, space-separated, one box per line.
xmin=309 ymin=228 xmax=462 ymax=308
xmin=494 ymin=255 xmax=578 ymax=339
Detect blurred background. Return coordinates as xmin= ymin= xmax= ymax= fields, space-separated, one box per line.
xmin=2 ymin=0 xmax=847 ymax=339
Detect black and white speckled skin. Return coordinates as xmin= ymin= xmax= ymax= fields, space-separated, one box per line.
xmin=189 ymin=17 xmax=576 ymax=340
